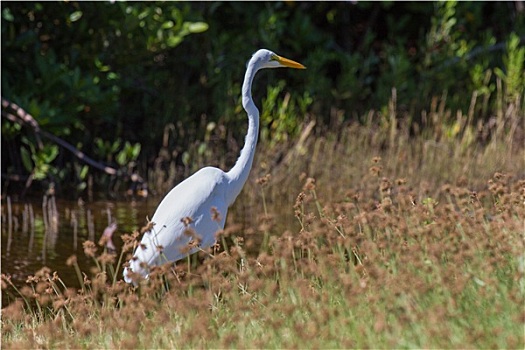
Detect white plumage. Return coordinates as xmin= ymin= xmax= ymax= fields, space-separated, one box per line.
xmin=124 ymin=49 xmax=305 ymax=283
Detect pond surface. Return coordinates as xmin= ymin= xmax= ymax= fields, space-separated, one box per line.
xmin=1 ymin=196 xmax=157 ymax=306
xmin=1 ymin=189 xmax=292 ymax=307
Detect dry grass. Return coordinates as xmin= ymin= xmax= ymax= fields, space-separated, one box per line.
xmin=2 ymin=102 xmax=524 ymax=348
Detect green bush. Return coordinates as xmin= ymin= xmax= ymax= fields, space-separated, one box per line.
xmin=1 ymin=2 xmax=523 ymax=197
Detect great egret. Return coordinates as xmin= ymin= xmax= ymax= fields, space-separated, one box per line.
xmin=124 ymin=49 xmax=305 ymax=283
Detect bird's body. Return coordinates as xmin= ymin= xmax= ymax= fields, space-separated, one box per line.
xmin=124 ymin=49 xmax=305 ymax=283
xmin=131 ymin=167 xmax=227 ymax=269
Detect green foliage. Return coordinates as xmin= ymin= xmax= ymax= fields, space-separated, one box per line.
xmin=122 ymin=4 xmax=208 ymax=51
xmin=116 ymin=142 xmax=141 ymax=167
xmin=94 ymin=137 xmax=141 ymax=167
xmin=495 ymin=32 xmax=525 ymax=104
xmin=75 ymin=164 xmax=89 ymax=191
xmin=20 ymin=138 xmax=58 ymax=180
xmin=94 ymin=138 xmax=122 ymax=164
xmin=1 ymin=120 xmax=22 ymax=139
xmin=260 ymin=80 xmax=313 ymax=144
xmin=1 ymin=1 xmax=208 ymax=195
xmin=1 ymin=2 xmax=523 ymax=196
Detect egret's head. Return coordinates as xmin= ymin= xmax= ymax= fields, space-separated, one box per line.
xmin=251 ymin=49 xmax=306 ymax=70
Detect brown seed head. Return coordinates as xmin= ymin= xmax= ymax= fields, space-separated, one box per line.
xmin=396 ymin=178 xmax=407 ymax=186
xmin=369 ymin=166 xmax=382 ymax=177
xmin=141 ymin=218 xmax=156 ymax=234
xmin=181 ymin=216 xmax=194 ymax=227
xmin=380 ymin=177 xmax=392 ymax=194
xmin=66 ymin=255 xmax=78 ymax=266
xmin=294 ymin=192 xmax=306 ymax=209
xmin=211 ymin=207 xmax=222 ymax=222
xmin=97 ymin=252 xmax=116 ymax=264
xmin=82 ymin=240 xmax=97 ymax=258
xmin=26 ymin=275 xmax=38 ymax=284
xmin=35 ymin=267 xmax=52 ymax=279
xmin=303 ymin=177 xmax=316 ymax=191
xmin=256 ymin=173 xmax=271 ymax=186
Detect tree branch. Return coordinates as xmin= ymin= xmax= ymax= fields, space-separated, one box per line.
xmin=2 ymin=97 xmax=120 ymax=176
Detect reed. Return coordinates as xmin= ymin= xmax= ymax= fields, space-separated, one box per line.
xmin=6 ymin=196 xmax=12 ymax=255
xmin=1 ymin=96 xmax=524 ymax=348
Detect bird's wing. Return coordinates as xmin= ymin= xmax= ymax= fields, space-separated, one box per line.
xmin=133 ymin=167 xmax=227 ymax=267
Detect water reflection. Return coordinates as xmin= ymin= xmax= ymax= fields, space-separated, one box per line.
xmin=2 ymin=190 xmax=296 ymax=307
xmin=1 ymin=196 xmax=156 ymax=305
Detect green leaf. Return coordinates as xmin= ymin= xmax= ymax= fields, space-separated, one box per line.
xmin=2 ymin=7 xmax=14 ymax=22
xmin=110 ymin=139 xmax=121 ymax=153
xmin=33 ymin=166 xmax=47 ymax=180
xmin=94 ymin=138 xmax=104 ymax=151
xmin=167 ymin=35 xmax=182 ymax=48
xmin=107 ymin=72 xmax=119 ymax=80
xmin=197 ymin=143 xmax=207 ymax=156
xmin=79 ymin=165 xmax=89 ymax=180
xmin=43 ymin=145 xmax=59 ymax=163
xmin=20 ymin=147 xmax=34 ymax=173
xmin=138 ymin=9 xmax=149 ymax=20
xmin=182 ymin=151 xmax=190 ymax=166
xmin=21 ymin=136 xmax=36 ymax=153
xmin=130 ymin=143 xmax=141 ymax=160
xmin=187 ymin=21 xmax=208 ymax=33
xmin=69 ymin=11 xmax=83 ymax=23
xmin=95 ymin=58 xmax=110 ymax=72
xmin=162 ymin=20 xmax=174 ymax=29
xmin=116 ymin=149 xmax=127 ymax=166
xmin=493 ymin=67 xmax=505 ymax=80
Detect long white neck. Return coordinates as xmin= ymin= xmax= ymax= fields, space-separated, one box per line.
xmin=225 ymin=62 xmax=260 ymax=206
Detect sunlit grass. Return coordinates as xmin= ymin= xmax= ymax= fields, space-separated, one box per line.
xmin=2 ymin=102 xmax=524 ymax=348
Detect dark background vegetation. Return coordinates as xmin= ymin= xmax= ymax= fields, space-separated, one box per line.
xmin=2 ymin=1 xmax=524 ymax=199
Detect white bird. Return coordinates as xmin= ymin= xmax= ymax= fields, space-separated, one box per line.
xmin=124 ymin=49 xmax=305 ymax=283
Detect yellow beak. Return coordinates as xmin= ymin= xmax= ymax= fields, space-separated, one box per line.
xmin=276 ymin=55 xmax=306 ymax=69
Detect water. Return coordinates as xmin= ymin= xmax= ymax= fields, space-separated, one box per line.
xmin=1 ymin=196 xmax=156 ymax=306
xmin=1 ymin=190 xmax=295 ymax=307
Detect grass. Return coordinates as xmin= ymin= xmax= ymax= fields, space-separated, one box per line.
xmin=2 ymin=98 xmax=524 ymax=348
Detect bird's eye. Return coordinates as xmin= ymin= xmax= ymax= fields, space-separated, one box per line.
xmin=270 ymin=54 xmax=279 ymax=61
